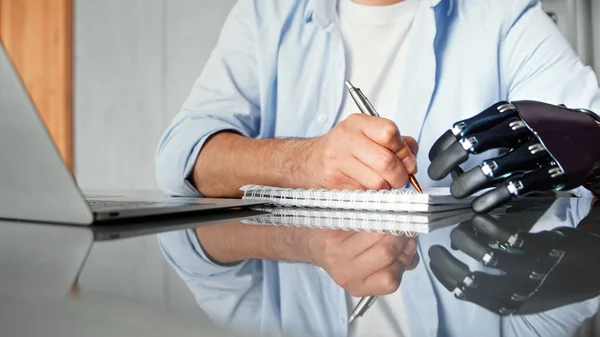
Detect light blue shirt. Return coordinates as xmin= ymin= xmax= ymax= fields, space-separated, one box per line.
xmin=155 ymin=0 xmax=600 ymax=336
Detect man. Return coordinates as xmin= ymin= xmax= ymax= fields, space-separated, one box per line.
xmin=156 ymin=0 xmax=600 ymax=336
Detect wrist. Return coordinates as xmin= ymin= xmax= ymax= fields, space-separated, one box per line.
xmin=272 ymin=226 xmax=314 ymax=264
xmin=275 ymin=138 xmax=316 ymax=188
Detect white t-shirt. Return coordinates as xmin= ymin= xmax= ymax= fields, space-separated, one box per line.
xmin=336 ymin=1 xmax=420 ymax=337
xmin=336 ymin=0 xmax=420 ymax=124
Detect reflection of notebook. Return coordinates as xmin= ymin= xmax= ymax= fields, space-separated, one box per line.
xmin=242 ymin=207 xmax=476 ymax=237
xmin=240 ymin=185 xmax=472 ymax=212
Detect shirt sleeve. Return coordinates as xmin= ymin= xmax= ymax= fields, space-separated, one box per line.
xmin=157 ymin=229 xmax=265 ymax=330
xmin=501 ymin=0 xmax=600 ymax=112
xmin=498 ymin=3 xmax=600 ymax=333
xmin=155 ymin=0 xmax=262 ymax=197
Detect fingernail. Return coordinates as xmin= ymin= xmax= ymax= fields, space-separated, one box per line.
xmin=402 ymin=156 xmax=416 ymax=173
xmin=406 ymin=253 xmax=420 ymax=271
xmin=403 ymin=239 xmax=417 ymax=256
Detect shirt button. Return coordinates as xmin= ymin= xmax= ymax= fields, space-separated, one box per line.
xmin=317 ymin=114 xmax=327 ymax=124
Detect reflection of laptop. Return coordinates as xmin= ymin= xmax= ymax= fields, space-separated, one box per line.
xmin=0 ymin=40 xmax=264 ymax=225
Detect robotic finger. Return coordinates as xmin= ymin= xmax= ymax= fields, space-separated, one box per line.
xmin=429 ymin=245 xmax=519 ymax=314
xmin=428 ymin=118 xmax=533 ymax=181
xmin=450 ymin=139 xmax=553 ymax=198
xmin=450 ymin=225 xmax=541 ymax=274
xmin=449 ymin=102 xmax=518 ymax=138
xmin=472 ymin=162 xmax=567 ymax=213
xmin=471 ymin=214 xmax=523 ymax=248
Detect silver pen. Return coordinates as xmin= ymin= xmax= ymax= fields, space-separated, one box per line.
xmin=345 ymin=81 xmax=380 ymax=117
xmin=348 ymin=295 xmax=378 ymax=324
xmin=345 ymin=81 xmax=422 ymax=193
xmin=344 ymin=80 xmax=423 ymax=324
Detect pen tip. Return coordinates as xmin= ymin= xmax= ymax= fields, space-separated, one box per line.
xmin=409 ymin=175 xmax=423 ymax=193
xmin=348 ymin=314 xmax=357 ymax=324
xmin=345 ymin=80 xmax=354 ymax=90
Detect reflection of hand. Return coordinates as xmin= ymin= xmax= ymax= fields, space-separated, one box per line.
xmin=298 ymin=228 xmax=419 ymax=297
xmin=294 ymin=114 xmax=418 ymax=190
xmin=429 ymin=214 xmax=600 ymax=315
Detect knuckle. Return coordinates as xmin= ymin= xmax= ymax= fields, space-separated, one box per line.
xmin=371 ymin=176 xmax=389 ymax=191
xmin=335 ymin=275 xmax=351 ymax=289
xmin=323 ymin=169 xmax=344 ymax=187
xmin=346 ymin=113 xmax=362 ymax=123
xmin=377 ymin=152 xmax=397 ymax=172
xmin=380 ymin=122 xmax=399 ymax=143
xmin=322 ymin=247 xmax=342 ymax=267
xmin=380 ymin=273 xmax=401 ymax=294
xmin=377 ymin=245 xmax=397 ymax=264
xmin=322 ymin=147 xmax=338 ymax=161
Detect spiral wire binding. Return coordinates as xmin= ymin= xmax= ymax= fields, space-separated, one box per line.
xmin=241 ymin=184 xmax=429 ymax=212
xmin=242 ymin=207 xmax=426 ymax=237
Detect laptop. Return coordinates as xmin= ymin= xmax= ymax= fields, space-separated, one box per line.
xmin=0 ymin=40 xmax=265 ymax=225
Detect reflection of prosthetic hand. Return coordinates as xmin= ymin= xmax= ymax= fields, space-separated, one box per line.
xmin=428 ymin=101 xmax=600 ymax=213
xmin=428 ymin=213 xmax=600 ymax=315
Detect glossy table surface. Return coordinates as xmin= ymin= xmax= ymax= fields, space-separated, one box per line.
xmin=1 ymin=196 xmax=599 ymax=337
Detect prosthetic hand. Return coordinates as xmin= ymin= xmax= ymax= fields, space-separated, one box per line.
xmin=428 ymin=208 xmax=600 ymax=315
xmin=428 ymin=101 xmax=600 ymax=213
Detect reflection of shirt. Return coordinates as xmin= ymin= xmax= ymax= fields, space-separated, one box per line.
xmin=336 ymin=1 xmax=420 ymax=336
xmin=156 ymin=0 xmax=600 ymax=336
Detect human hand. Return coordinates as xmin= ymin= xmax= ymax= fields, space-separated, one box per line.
xmin=293 ymin=114 xmax=418 ymax=190
xmin=295 ymin=228 xmax=419 ymax=297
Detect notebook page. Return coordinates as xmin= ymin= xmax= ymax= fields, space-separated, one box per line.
xmin=241 ymin=207 xmax=476 ymax=236
xmin=240 ymin=185 xmax=472 ymax=212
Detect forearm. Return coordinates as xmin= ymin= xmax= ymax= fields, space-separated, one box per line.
xmin=192 ymin=132 xmax=313 ymax=197
xmin=196 ymin=222 xmax=312 ymax=265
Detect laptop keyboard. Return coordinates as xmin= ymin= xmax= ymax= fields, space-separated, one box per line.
xmin=87 ymin=200 xmax=176 ymax=211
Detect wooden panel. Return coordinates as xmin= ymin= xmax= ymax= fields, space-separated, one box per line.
xmin=0 ymin=0 xmax=73 ymax=171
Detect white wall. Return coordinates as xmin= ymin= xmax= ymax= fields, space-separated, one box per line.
xmin=72 ymin=0 xmax=237 ymax=331
xmin=74 ymin=0 xmax=236 ymax=191
xmin=541 ymin=0 xmax=595 ymax=69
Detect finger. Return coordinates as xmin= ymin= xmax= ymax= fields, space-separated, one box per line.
xmin=428 ymin=141 xmax=469 ymax=181
xmin=450 ymin=139 xmax=551 ymax=198
xmin=405 ymin=252 xmax=420 ymax=271
xmin=357 ymin=261 xmax=405 ymax=297
xmin=339 ymin=231 xmax=386 ymax=259
xmin=428 ymin=245 xmax=471 ymax=293
xmin=402 ymin=136 xmax=419 ymax=155
xmin=429 ymin=130 xmax=457 ymax=161
xmin=351 ymin=235 xmax=410 ymax=277
xmin=350 ymin=115 xmax=403 ymax=149
xmin=429 ymin=246 xmax=523 ymax=315
xmin=350 ymin=136 xmax=410 ymax=189
xmin=327 ymin=171 xmax=369 ymax=191
xmin=450 ymin=225 xmax=498 ymax=267
xmin=396 ymin=138 xmax=418 ymax=175
xmin=339 ymin=156 xmax=392 ymax=190
xmin=396 ymin=238 xmax=419 ymax=270
xmin=471 ymin=214 xmax=521 ymax=247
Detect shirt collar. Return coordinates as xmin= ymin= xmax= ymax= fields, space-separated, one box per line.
xmin=305 ymin=0 xmax=454 ymax=28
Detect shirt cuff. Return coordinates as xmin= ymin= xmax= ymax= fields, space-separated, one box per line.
xmin=158 ymin=229 xmax=244 ymax=278
xmin=156 ymin=116 xmax=251 ymax=197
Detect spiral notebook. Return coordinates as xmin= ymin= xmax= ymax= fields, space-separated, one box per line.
xmin=241 ymin=207 xmax=476 ymax=236
xmin=240 ymin=185 xmax=473 ymax=212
